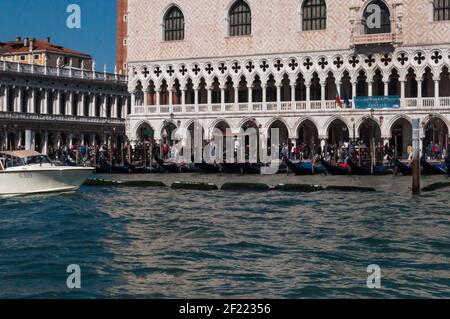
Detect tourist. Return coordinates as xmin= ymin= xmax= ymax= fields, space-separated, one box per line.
xmin=291 ymin=144 xmax=296 ymax=160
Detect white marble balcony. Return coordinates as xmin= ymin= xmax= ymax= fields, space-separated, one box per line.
xmin=132 ymin=97 xmax=450 ymax=116
xmin=0 ymin=111 xmax=125 ymax=125
xmin=1 ymin=60 xmax=127 ymax=83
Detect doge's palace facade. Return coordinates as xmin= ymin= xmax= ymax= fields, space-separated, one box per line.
xmin=125 ymin=0 xmax=450 ymax=156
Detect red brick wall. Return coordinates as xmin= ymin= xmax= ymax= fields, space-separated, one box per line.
xmin=116 ymin=0 xmax=128 ymax=75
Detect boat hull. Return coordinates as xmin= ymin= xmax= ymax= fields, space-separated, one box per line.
xmin=286 ymin=160 xmax=326 ymax=175
xmin=348 ymin=160 xmax=394 ymax=176
xmin=394 ymin=160 xmax=415 ymax=176
xmin=0 ymin=167 xmax=94 ymax=196
xmin=420 ymin=157 xmax=448 ymax=175
xmin=321 ymin=160 xmax=351 ymax=175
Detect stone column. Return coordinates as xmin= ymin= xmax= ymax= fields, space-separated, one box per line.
xmin=352 ymin=82 xmax=357 ymax=98
xmin=25 ymin=130 xmax=33 ymax=150
xmin=91 ymin=94 xmax=97 ymax=117
xmin=233 ymin=85 xmax=239 ymax=104
xmin=207 ymin=86 xmax=212 ymax=105
xmin=131 ymin=92 xmax=136 ymax=108
xmin=276 ymin=85 xmax=281 ymax=103
xmin=55 ymin=90 xmax=61 ymax=115
xmin=123 ymin=96 xmax=129 ymax=117
xmin=79 ymin=93 xmax=85 ymax=116
xmin=66 ymin=91 xmax=72 ymax=115
xmin=90 ymin=134 xmax=96 ymax=148
xmin=434 ymin=77 xmax=440 ymax=106
xmin=156 ymin=89 xmax=161 ymax=106
xmin=101 ymin=95 xmax=107 ymax=117
xmin=56 ymin=132 xmax=62 ymax=148
xmin=384 ymin=81 xmax=389 ymax=97
xmin=262 ymin=84 xmax=267 ymax=105
xmin=400 ymin=81 xmax=406 ymax=99
xmin=17 ymin=87 xmax=22 ymax=112
xmin=247 ymin=85 xmax=253 ymax=104
xmin=113 ymin=95 xmax=119 ymax=118
xmin=2 ymin=86 xmax=8 ymax=112
xmin=42 ymin=131 xmax=48 ymax=155
xmin=320 ymin=82 xmax=326 ymax=101
xmin=368 ymin=81 xmax=373 ymax=97
xmin=15 ymin=130 xmax=22 ymax=149
xmin=291 ymin=85 xmax=296 ymax=103
xmin=68 ymin=133 xmax=73 ymax=147
xmin=194 ymin=87 xmax=199 ymax=105
xmin=181 ymin=89 xmax=186 ymax=105
xmin=43 ymin=89 xmax=49 ymax=114
xmin=305 ymin=83 xmax=311 ymax=109
xmin=169 ymin=88 xmax=173 ymax=106
xmin=218 ymin=86 xmax=224 ymax=107
xmin=11 ymin=87 xmax=16 ymax=112
xmin=417 ymin=80 xmax=423 ymax=99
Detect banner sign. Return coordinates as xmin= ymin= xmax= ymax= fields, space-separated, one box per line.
xmin=354 ymin=96 xmax=401 ymax=109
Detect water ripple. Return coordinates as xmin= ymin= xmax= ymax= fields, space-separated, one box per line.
xmin=0 ymin=175 xmax=449 ymax=298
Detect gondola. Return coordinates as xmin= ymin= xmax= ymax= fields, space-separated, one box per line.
xmin=197 ymin=162 xmax=222 ymax=174
xmin=162 ymin=163 xmax=180 ymax=173
xmin=285 ymin=159 xmax=326 ymax=175
xmin=95 ymin=162 xmax=132 ymax=174
xmin=420 ymin=156 xmax=448 ymax=175
xmin=241 ymin=163 xmax=262 ymax=175
xmin=132 ymin=164 xmax=165 ymax=174
xmin=162 ymin=162 xmax=201 ymax=173
xmin=220 ymin=163 xmax=244 ymax=174
xmin=179 ymin=164 xmax=202 ymax=173
xmin=321 ymin=159 xmax=351 ymax=175
xmin=347 ymin=159 xmax=394 ymax=176
xmin=394 ymin=159 xmax=413 ymax=176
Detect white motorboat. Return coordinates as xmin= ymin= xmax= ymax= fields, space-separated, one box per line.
xmin=0 ymin=150 xmax=94 ymax=196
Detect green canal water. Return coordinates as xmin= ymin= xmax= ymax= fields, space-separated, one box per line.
xmin=0 ymin=174 xmax=449 ymax=298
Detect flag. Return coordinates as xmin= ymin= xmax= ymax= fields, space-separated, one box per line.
xmin=335 ymin=83 xmax=343 ymax=108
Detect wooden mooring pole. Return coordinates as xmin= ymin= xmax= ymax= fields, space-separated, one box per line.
xmin=412 ymin=119 xmax=421 ymax=194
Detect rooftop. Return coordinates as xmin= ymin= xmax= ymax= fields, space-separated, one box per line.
xmin=0 ymin=37 xmax=91 ymax=59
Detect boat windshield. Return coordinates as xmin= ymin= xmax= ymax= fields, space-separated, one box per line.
xmin=4 ymin=157 xmax=26 ymax=168
xmin=25 ymin=155 xmax=52 ymax=165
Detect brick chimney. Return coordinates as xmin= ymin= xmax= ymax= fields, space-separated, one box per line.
xmin=16 ymin=36 xmax=21 ymax=42
xmin=24 ymin=37 xmax=29 ymax=47
xmin=45 ymin=37 xmax=51 ymax=43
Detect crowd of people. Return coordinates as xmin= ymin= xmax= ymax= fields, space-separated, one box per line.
xmin=45 ymin=144 xmax=122 ymax=167
xmin=4 ymin=138 xmax=448 ymax=168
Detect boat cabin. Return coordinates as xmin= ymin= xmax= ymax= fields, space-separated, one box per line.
xmin=0 ymin=151 xmax=52 ymax=171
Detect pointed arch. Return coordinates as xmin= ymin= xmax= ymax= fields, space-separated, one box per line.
xmin=301 ymin=0 xmax=327 ymax=31
xmin=228 ymin=0 xmax=252 ymax=36
xmin=162 ymin=5 xmax=185 ymax=41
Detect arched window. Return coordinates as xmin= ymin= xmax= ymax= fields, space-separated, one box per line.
xmin=434 ymin=0 xmax=450 ymax=21
xmin=302 ymin=0 xmax=327 ymax=31
xmin=363 ymin=0 xmax=391 ymax=34
xmin=229 ymin=1 xmax=252 ymax=36
xmin=164 ymin=6 xmax=184 ymax=41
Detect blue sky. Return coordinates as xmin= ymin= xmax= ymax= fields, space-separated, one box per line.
xmin=0 ymin=0 xmax=116 ymax=71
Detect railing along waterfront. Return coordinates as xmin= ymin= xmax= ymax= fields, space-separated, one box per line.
xmin=0 ymin=60 xmax=127 ymax=82
xmin=0 ymin=111 xmax=125 ymax=125
xmin=132 ymin=97 xmax=450 ymax=115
